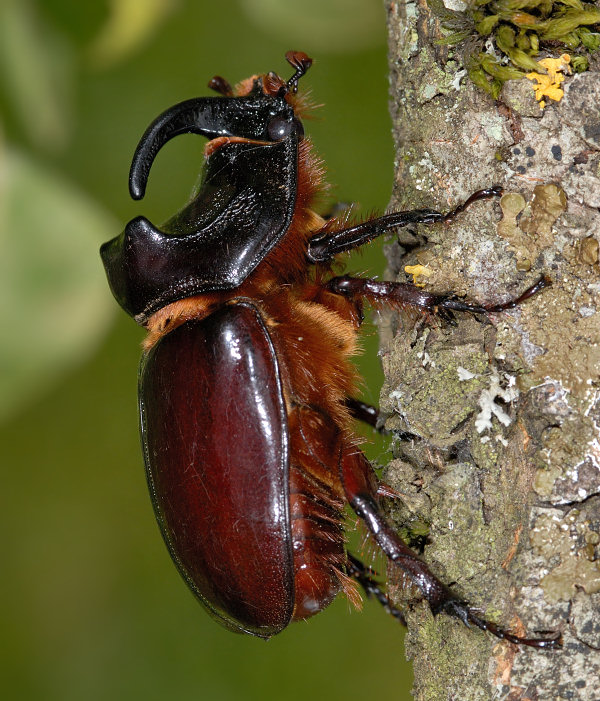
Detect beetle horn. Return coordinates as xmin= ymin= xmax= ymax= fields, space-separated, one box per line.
xmin=129 ymin=97 xmax=230 ymax=200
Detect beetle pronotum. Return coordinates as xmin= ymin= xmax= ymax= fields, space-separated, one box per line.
xmin=101 ymin=51 xmax=560 ymax=648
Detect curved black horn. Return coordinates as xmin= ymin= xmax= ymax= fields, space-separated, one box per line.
xmin=129 ymin=97 xmax=228 ymax=200
xmin=129 ymin=68 xmax=300 ymax=201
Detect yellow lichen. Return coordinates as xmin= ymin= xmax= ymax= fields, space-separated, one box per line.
xmin=526 ymin=54 xmax=571 ymax=108
xmin=405 ymin=264 xmax=432 ymax=287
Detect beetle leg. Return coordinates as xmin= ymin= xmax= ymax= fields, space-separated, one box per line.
xmin=343 ymin=399 xmax=410 ymax=499
xmin=345 ymin=397 xmax=388 ymax=432
xmin=346 ymin=553 xmax=406 ymax=625
xmin=344 ymin=397 xmax=420 ymax=444
xmin=341 ymin=448 xmax=453 ymax=611
xmin=326 ymin=275 xmax=551 ymax=316
xmin=307 ymin=187 xmax=501 ymax=262
xmin=321 ymin=202 xmax=352 ymax=221
xmin=340 ymin=447 xmax=562 ymax=649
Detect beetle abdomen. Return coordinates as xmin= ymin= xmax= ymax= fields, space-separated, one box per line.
xmin=286 ymin=405 xmax=347 ymax=619
xmin=289 ymin=464 xmax=345 ymax=619
xmin=139 ymin=300 xmax=294 ymax=637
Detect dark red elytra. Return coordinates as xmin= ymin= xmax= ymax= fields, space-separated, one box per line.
xmin=140 ymin=302 xmax=294 ymax=635
xmin=101 ymin=53 xmax=560 ymax=648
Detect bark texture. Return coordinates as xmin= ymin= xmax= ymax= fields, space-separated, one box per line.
xmin=382 ymin=2 xmax=600 ymax=699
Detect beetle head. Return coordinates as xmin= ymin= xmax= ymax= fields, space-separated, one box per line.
xmin=129 ymin=51 xmax=311 ymax=200
xmin=101 ymin=52 xmax=313 ymax=322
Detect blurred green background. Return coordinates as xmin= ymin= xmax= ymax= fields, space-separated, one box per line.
xmin=0 ymin=1 xmax=414 ymax=699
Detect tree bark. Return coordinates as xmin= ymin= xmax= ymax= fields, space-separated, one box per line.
xmin=382 ymin=2 xmax=600 ymax=699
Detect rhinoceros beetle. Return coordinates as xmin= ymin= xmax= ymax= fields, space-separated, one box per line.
xmin=101 ymin=51 xmax=560 ymax=647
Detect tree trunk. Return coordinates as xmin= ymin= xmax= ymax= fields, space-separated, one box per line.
xmin=382 ymin=2 xmax=600 ymax=699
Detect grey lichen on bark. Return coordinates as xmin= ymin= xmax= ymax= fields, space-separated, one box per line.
xmin=381 ymin=1 xmax=600 ymax=699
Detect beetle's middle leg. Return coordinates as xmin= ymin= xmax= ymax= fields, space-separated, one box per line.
xmin=326 ymin=275 xmax=551 ymax=317
xmin=345 ymin=397 xmax=385 ymax=430
xmin=339 ymin=446 xmax=562 ymax=649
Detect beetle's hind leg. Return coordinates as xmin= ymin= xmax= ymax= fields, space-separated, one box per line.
xmin=344 ymin=398 xmax=411 ymax=499
xmin=346 ymin=553 xmax=406 ymax=625
xmin=339 ymin=446 xmax=562 ymax=649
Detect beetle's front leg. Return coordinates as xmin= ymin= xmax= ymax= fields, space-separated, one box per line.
xmin=327 ymin=275 xmax=551 ymax=316
xmin=339 ymin=447 xmax=562 ymax=649
xmin=307 ymin=186 xmax=502 ymax=262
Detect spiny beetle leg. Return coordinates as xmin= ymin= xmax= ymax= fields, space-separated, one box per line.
xmin=322 ymin=202 xmax=352 ymax=221
xmin=340 ymin=447 xmax=562 ymax=649
xmin=308 ymin=209 xmax=444 ymax=262
xmin=326 ymin=275 xmax=551 ymax=317
xmin=439 ymin=185 xmax=503 ymax=224
xmin=341 ymin=447 xmax=460 ymax=611
xmin=482 ymin=274 xmax=551 ymax=312
xmin=307 ymin=186 xmax=502 ymax=262
xmin=345 ymin=397 xmax=388 ymax=433
xmin=346 ymin=553 xmax=406 ymax=625
xmin=430 ymin=275 xmax=552 ymax=315
xmin=343 ymin=398 xmax=409 ymax=497
xmin=327 ymin=276 xmax=451 ymax=312
xmin=444 ymin=601 xmax=562 ymax=650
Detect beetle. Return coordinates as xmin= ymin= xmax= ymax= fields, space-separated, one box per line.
xmin=101 ymin=51 xmax=560 ymax=647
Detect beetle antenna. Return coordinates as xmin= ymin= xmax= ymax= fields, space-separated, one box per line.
xmin=208 ymin=75 xmax=233 ymax=97
xmin=285 ymin=50 xmax=313 ymax=94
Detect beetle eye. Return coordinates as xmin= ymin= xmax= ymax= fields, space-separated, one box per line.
xmin=267 ymin=116 xmax=293 ymax=141
xmin=267 ymin=116 xmax=304 ymax=141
